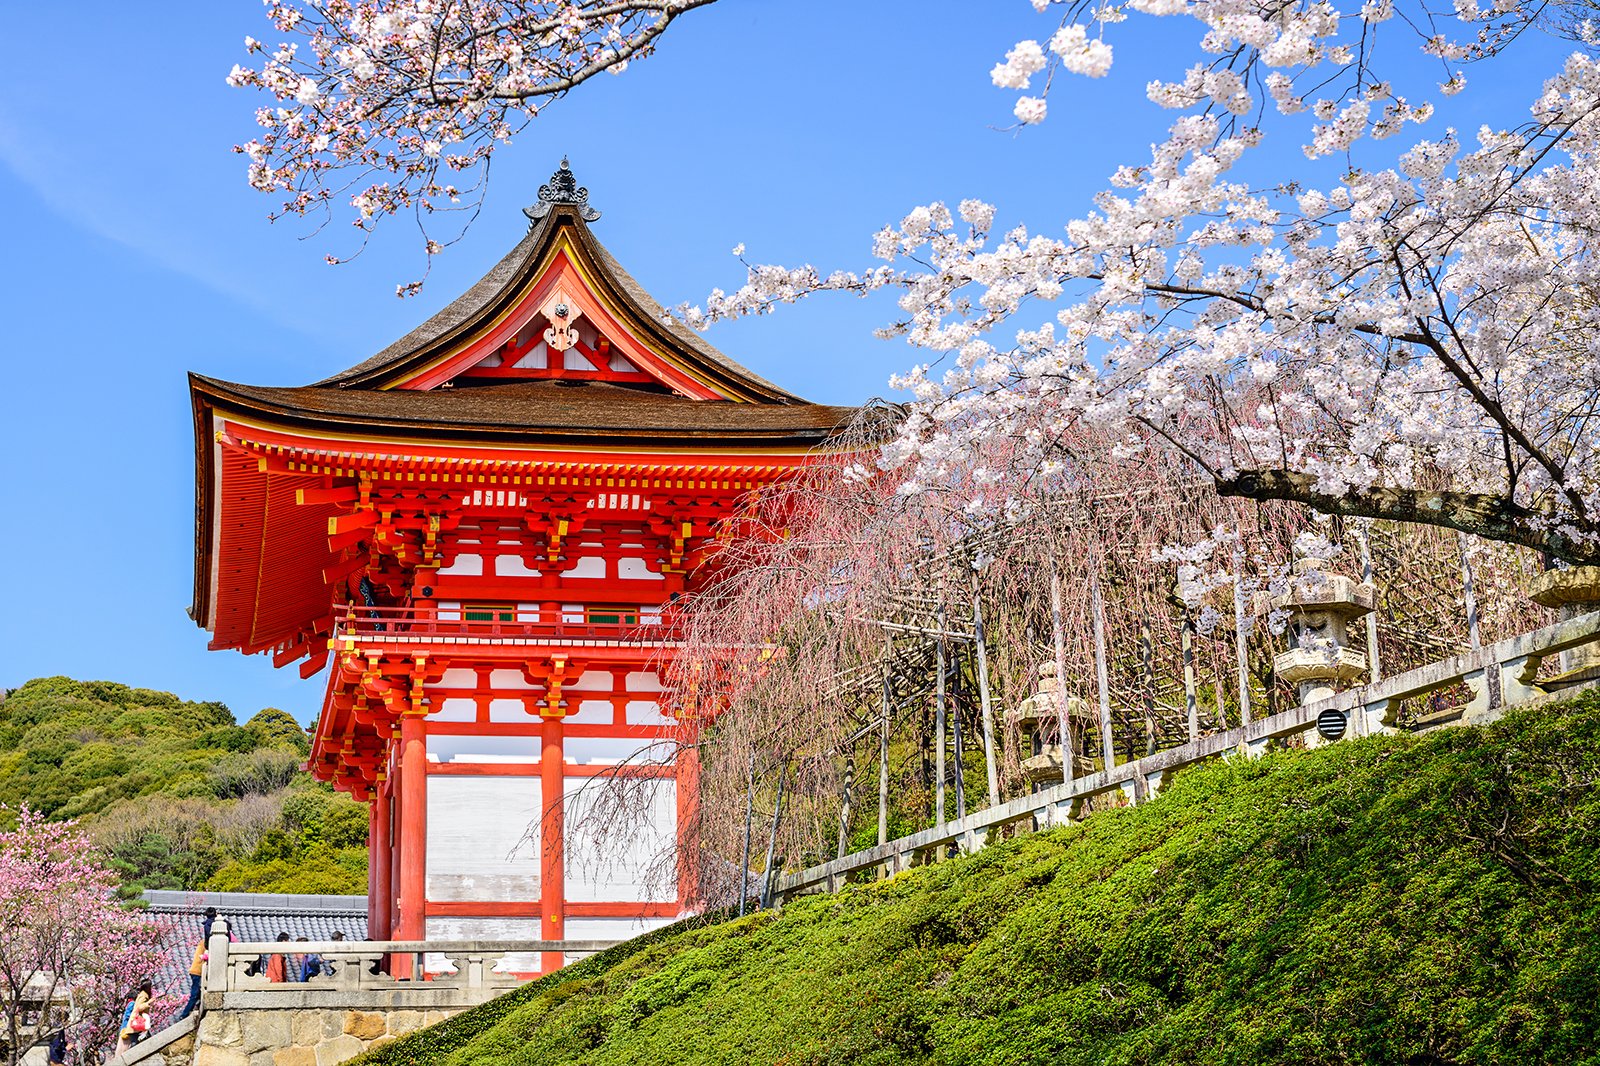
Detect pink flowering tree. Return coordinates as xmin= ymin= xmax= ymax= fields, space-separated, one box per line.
xmin=225 ymin=0 xmax=714 ymax=294
xmin=685 ymin=4 xmax=1600 ymax=567
xmin=0 ymin=808 xmax=173 ymax=1066
xmin=237 ymin=0 xmax=1600 ymax=566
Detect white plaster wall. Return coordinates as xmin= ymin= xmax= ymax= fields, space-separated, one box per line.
xmin=438 ymin=554 xmax=483 ymax=576
xmin=424 ymin=916 xmax=543 ymax=973
xmin=625 ymin=700 xmax=672 ymax=726
xmin=495 ymin=554 xmax=541 ymax=577
xmin=617 ymin=558 xmax=663 ymax=580
xmin=568 ymin=699 xmax=614 ymax=725
xmin=429 ymin=698 xmax=477 ymax=723
xmin=425 ymin=777 xmax=541 ymax=902
xmin=490 ymin=669 xmax=534 ymax=690
xmin=625 ymin=671 xmax=663 ymax=693
xmin=567 ymin=669 xmax=613 ymax=692
xmin=488 ymin=697 xmax=538 ymax=723
xmin=425 ymin=734 xmax=539 ymax=763
xmin=561 ymin=556 xmax=607 ymax=579
xmin=565 ymin=916 xmax=673 ymax=942
xmin=563 ymin=777 xmax=677 ymax=904
xmin=564 ymin=737 xmax=674 ymax=766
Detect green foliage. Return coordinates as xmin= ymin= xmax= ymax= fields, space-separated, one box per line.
xmin=247 ymin=707 xmax=311 ymax=753
xmin=203 ymin=784 xmax=370 ymax=894
xmin=0 ymin=675 xmax=366 ymax=896
xmin=357 ymin=692 xmax=1600 ymax=1066
xmin=205 ymin=841 xmax=368 ymax=894
xmin=208 ymin=748 xmax=303 ymax=799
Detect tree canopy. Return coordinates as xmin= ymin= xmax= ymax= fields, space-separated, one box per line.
xmin=233 ymin=0 xmax=1600 ymax=565
xmin=0 ymin=678 xmax=367 ymax=897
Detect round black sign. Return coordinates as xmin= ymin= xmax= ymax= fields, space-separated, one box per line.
xmin=1316 ymin=708 xmax=1348 ymax=741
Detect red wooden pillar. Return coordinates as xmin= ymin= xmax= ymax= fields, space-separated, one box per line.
xmin=675 ymin=720 xmax=701 ymax=912
xmin=370 ymin=776 xmax=393 ymax=940
xmin=396 ymin=710 xmax=427 ymax=976
xmin=366 ymin=797 xmax=379 ymax=933
xmin=388 ymin=732 xmax=402 ymax=947
xmin=540 ymin=715 xmax=564 ymax=973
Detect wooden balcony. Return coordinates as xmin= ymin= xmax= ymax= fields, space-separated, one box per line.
xmin=333 ymin=605 xmax=684 ymax=656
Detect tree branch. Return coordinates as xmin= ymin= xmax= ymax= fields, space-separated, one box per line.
xmin=1215 ymin=468 xmax=1598 ymax=565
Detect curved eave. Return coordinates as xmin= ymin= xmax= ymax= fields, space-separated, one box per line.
xmin=189 ymin=379 xmax=217 ymax=630
xmin=191 ymin=375 xmax=860 ymax=452
xmin=313 ymin=206 xmax=801 ymax=403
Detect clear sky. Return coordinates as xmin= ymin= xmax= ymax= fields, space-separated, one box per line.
xmin=0 ymin=1 xmax=1575 ymax=725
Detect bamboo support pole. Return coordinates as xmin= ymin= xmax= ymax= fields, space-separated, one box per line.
xmin=878 ymin=676 xmax=891 ymax=848
xmin=1091 ymin=572 xmax=1116 ymax=772
xmin=1358 ymin=525 xmax=1382 ymax=682
xmin=1459 ymin=531 xmax=1483 ymax=650
xmin=972 ymin=587 xmax=1001 ymax=807
xmin=1139 ymin=622 xmax=1157 ymax=756
xmin=1233 ymin=544 xmax=1253 ymax=726
xmin=935 ymin=605 xmax=948 ymax=823
xmin=758 ymin=760 xmax=788 ymax=910
xmin=951 ymin=681 xmax=966 ymax=818
xmin=836 ymin=750 xmax=854 ymax=860
xmin=739 ymin=754 xmax=755 ymax=917
xmin=1049 ymin=562 xmax=1073 ymax=779
xmin=1181 ymin=610 xmax=1199 ymax=744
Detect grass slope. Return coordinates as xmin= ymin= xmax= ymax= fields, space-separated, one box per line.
xmin=359 ymin=693 xmax=1600 ymax=1066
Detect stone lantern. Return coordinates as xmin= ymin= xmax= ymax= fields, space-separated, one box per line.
xmin=1008 ymin=662 xmax=1090 ymax=786
xmin=1270 ymin=556 xmax=1377 ymax=707
xmin=1528 ymin=565 xmax=1600 ymax=686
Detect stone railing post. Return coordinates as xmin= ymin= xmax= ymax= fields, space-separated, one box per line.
xmin=204 ymin=920 xmax=232 ymax=996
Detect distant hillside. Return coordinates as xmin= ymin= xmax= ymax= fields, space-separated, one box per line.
xmin=357 ymin=691 xmax=1600 ymax=1066
xmin=0 ymin=676 xmax=367 ymax=896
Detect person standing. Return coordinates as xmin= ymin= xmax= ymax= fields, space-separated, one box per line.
xmin=46 ymin=1030 xmax=71 ymax=1066
xmin=117 ymin=982 xmax=152 ymax=1052
xmin=265 ymin=932 xmax=291 ymax=983
xmin=298 ymin=936 xmax=325 ymax=982
xmin=178 ymin=930 xmax=207 ymax=1020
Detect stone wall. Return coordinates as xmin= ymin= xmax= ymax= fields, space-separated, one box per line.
xmin=191 ymin=1007 xmax=462 ymax=1066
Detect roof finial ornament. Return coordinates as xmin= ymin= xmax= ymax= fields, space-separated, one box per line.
xmin=524 ymin=157 xmax=601 ymax=226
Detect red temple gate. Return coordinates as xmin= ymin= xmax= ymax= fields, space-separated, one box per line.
xmin=189 ymin=163 xmax=857 ymax=973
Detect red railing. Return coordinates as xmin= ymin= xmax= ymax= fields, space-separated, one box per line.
xmin=334 ymin=604 xmax=682 ymax=644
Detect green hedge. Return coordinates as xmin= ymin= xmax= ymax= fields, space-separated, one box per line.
xmin=353 ymin=690 xmax=1600 ymax=1065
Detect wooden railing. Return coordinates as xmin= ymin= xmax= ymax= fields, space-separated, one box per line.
xmin=772 ymin=609 xmax=1600 ymax=903
xmin=334 ymin=605 xmax=680 ymax=645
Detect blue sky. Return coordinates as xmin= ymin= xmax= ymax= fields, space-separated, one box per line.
xmin=0 ymin=1 xmax=1574 ymax=724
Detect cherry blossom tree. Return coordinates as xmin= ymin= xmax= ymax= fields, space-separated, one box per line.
xmin=688 ymin=3 xmax=1600 ymax=567
xmin=238 ymin=1 xmax=1600 ymax=562
xmin=0 ymin=808 xmax=173 ymax=1066
xmin=226 ymin=0 xmax=714 ymax=294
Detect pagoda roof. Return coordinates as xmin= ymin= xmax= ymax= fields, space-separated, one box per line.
xmin=191 ymin=376 xmax=857 ymax=448
xmin=188 ymin=163 xmax=873 ymax=655
xmin=314 ymin=199 xmax=799 ymax=402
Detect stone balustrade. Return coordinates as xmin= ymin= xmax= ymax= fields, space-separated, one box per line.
xmin=183 ymin=927 xmax=623 ymax=1066
xmin=203 ymin=927 xmax=619 ymax=1011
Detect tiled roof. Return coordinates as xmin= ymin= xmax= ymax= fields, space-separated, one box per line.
xmin=142 ymin=892 xmax=367 ymax=994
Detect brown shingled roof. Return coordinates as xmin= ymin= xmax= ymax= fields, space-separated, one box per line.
xmin=194 ymin=376 xmax=858 ymax=448
xmin=314 ymin=204 xmax=801 ymax=403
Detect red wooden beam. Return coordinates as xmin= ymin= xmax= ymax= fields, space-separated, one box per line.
xmin=297 ymin=485 xmax=360 ymax=506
